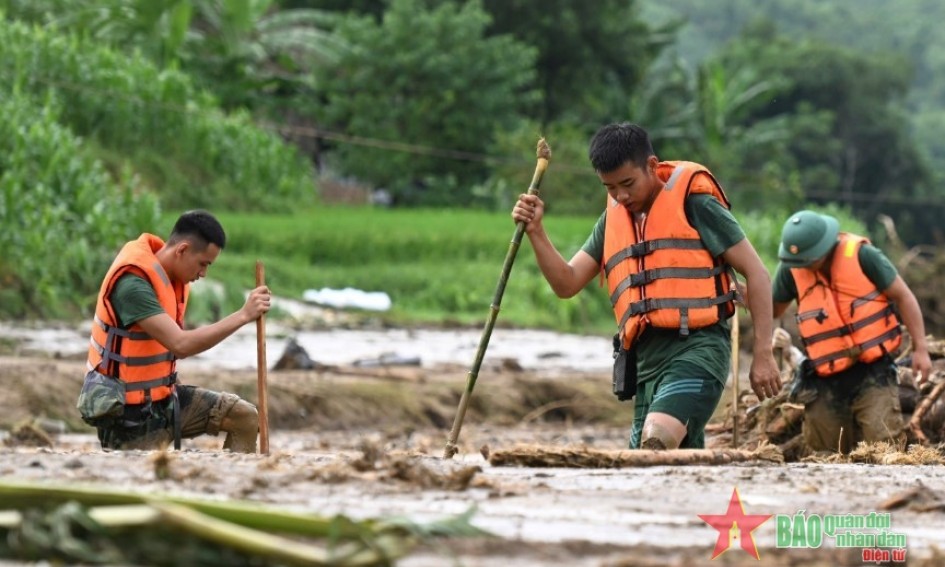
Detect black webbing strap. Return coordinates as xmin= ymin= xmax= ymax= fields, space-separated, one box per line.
xmin=94 ymin=316 xmax=152 ymax=340
xmin=608 ymin=265 xmax=729 ymax=306
xmin=89 ymin=338 xmax=175 ymax=367
xmin=796 ymin=308 xmax=828 ymax=324
xmin=628 ymin=265 xmax=727 ymax=288
xmin=857 ymin=326 xmax=902 ymax=352
xmin=123 ymin=374 xmax=177 ymax=392
xmin=849 ymin=290 xmax=882 ymax=316
xmin=809 ymin=327 xmax=902 ymax=369
xmin=616 ymin=290 xmax=737 ymax=336
xmin=801 ymin=306 xmax=898 ymax=348
xmin=604 ymin=238 xmax=706 ymax=276
xmin=628 ymin=292 xmax=738 ymax=317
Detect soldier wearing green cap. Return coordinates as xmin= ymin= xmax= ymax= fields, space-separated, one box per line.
xmin=772 ymin=210 xmax=931 ymax=454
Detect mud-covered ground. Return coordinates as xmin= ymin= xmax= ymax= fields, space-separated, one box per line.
xmin=2 ymin=328 xmax=945 ymax=565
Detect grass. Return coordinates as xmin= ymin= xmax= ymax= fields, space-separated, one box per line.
xmin=160 ymin=204 xmax=845 ymax=333
xmin=168 ymin=207 xmax=616 ymax=334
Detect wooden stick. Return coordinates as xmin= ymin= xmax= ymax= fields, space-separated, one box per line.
xmin=908 ymin=379 xmax=945 ymax=445
xmin=443 ymin=138 xmax=551 ymax=459
xmin=731 ymin=308 xmax=740 ymax=448
xmin=256 ymin=260 xmax=270 ymax=455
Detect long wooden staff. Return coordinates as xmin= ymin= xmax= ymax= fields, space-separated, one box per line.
xmin=731 ymin=308 xmax=740 ymax=447
xmin=256 ymin=260 xmax=270 ymax=455
xmin=443 ymin=138 xmax=551 ymax=459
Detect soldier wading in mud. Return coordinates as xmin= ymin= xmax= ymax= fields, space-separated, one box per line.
xmin=773 ymin=210 xmax=932 ymax=454
xmin=512 ymin=122 xmax=781 ymax=450
xmin=77 ymin=210 xmax=270 ymax=452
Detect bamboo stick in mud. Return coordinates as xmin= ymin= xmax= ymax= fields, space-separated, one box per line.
xmin=256 ymin=260 xmax=270 ymax=455
xmin=731 ymin=307 xmax=740 ymax=448
xmin=443 ymin=138 xmax=552 ymax=459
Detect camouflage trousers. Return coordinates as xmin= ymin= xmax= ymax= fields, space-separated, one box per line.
xmin=802 ymin=358 xmax=904 ymax=454
xmin=97 ymin=385 xmax=242 ymax=451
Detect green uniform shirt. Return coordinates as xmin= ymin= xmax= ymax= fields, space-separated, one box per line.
xmin=581 ymin=194 xmax=746 ymax=385
xmin=771 ymin=243 xmax=898 ymax=303
xmin=111 ymin=274 xmax=165 ymax=328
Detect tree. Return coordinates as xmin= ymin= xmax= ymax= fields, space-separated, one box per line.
xmin=708 ymin=23 xmax=934 ymax=242
xmin=480 ymin=0 xmax=673 ymax=127
xmin=185 ymin=0 xmax=345 ymax=111
xmin=313 ymin=0 xmax=540 ymax=206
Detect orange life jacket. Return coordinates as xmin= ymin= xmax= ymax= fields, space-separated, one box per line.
xmin=87 ymin=233 xmax=188 ymax=405
xmin=604 ymin=161 xmax=736 ymax=349
xmin=790 ymin=233 xmax=901 ymax=376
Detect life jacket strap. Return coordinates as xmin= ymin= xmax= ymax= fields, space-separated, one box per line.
xmin=90 ymin=336 xmax=175 ymax=366
xmin=94 ymin=316 xmax=152 ymax=340
xmin=628 ymin=291 xmax=737 ymax=317
xmin=809 ymin=327 xmax=901 ymax=370
xmin=609 ymin=265 xmax=729 ymax=306
xmin=123 ymin=372 xmax=177 ymax=392
xmin=604 ymin=238 xmax=706 ymax=276
xmin=801 ymin=306 xmax=898 ymax=347
xmin=796 ymin=308 xmax=829 ymax=324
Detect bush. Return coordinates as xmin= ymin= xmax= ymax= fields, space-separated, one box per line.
xmin=0 ymin=91 xmax=159 ymax=318
xmin=0 ymin=18 xmax=316 ymax=212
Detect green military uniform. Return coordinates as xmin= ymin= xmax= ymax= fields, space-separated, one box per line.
xmin=97 ymin=275 xmax=241 ymax=450
xmin=582 ymin=194 xmax=744 ymax=448
xmin=772 ymin=242 xmax=903 ymax=453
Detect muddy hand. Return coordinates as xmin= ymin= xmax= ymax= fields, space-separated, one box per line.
xmin=511 ymin=193 xmax=545 ymax=234
xmin=771 ymin=328 xmax=792 ymax=350
xmin=243 ymin=285 xmax=271 ymax=321
xmin=749 ymin=352 xmax=781 ymax=401
xmin=913 ymin=349 xmax=933 ymax=387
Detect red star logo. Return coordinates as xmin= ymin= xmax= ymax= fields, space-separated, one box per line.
xmin=698 ymin=487 xmax=772 ymax=560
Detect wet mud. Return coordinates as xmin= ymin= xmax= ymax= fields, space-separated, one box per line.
xmin=2 ymin=332 xmax=945 ymax=565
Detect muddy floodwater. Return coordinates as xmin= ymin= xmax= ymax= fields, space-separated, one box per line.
xmin=1 ymin=321 xmax=944 ymax=565
xmin=0 ymin=321 xmax=613 ymax=372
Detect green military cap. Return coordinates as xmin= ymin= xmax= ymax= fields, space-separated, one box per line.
xmin=778 ymin=210 xmax=839 ymax=267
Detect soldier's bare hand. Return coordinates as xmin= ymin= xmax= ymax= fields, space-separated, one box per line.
xmin=749 ymin=351 xmax=782 ymax=401
xmin=242 ymin=285 xmax=271 ymax=322
xmin=913 ymin=349 xmax=933 ymax=387
xmin=771 ymin=328 xmax=793 ymax=350
xmin=511 ymin=194 xmax=545 ymax=234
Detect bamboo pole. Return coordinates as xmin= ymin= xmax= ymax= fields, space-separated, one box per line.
xmin=731 ymin=308 xmax=740 ymax=447
xmin=256 ymin=260 xmax=270 ymax=455
xmin=443 ymin=138 xmax=551 ymax=459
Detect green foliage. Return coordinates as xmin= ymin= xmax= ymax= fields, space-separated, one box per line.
xmin=481 ymin=122 xmax=602 ymax=215
xmin=0 ymin=90 xmax=159 ymax=319
xmin=184 ymin=0 xmax=345 ymax=111
xmin=0 ymin=17 xmax=316 ymax=212
xmin=480 ymin=0 xmax=672 ymax=126
xmin=312 ymin=0 xmax=540 ymax=205
xmin=641 ymin=0 xmax=945 ymax=244
xmin=196 ymin=206 xmax=844 ymax=334
xmin=209 ymin=207 xmax=613 ymax=333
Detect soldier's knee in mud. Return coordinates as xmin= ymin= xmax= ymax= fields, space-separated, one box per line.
xmin=224 ymin=400 xmax=259 ymax=434
xmin=640 ymin=423 xmax=682 ymax=450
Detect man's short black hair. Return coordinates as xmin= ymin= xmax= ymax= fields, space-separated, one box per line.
xmin=168 ymin=210 xmax=226 ymax=250
xmin=588 ymin=122 xmax=655 ymax=173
